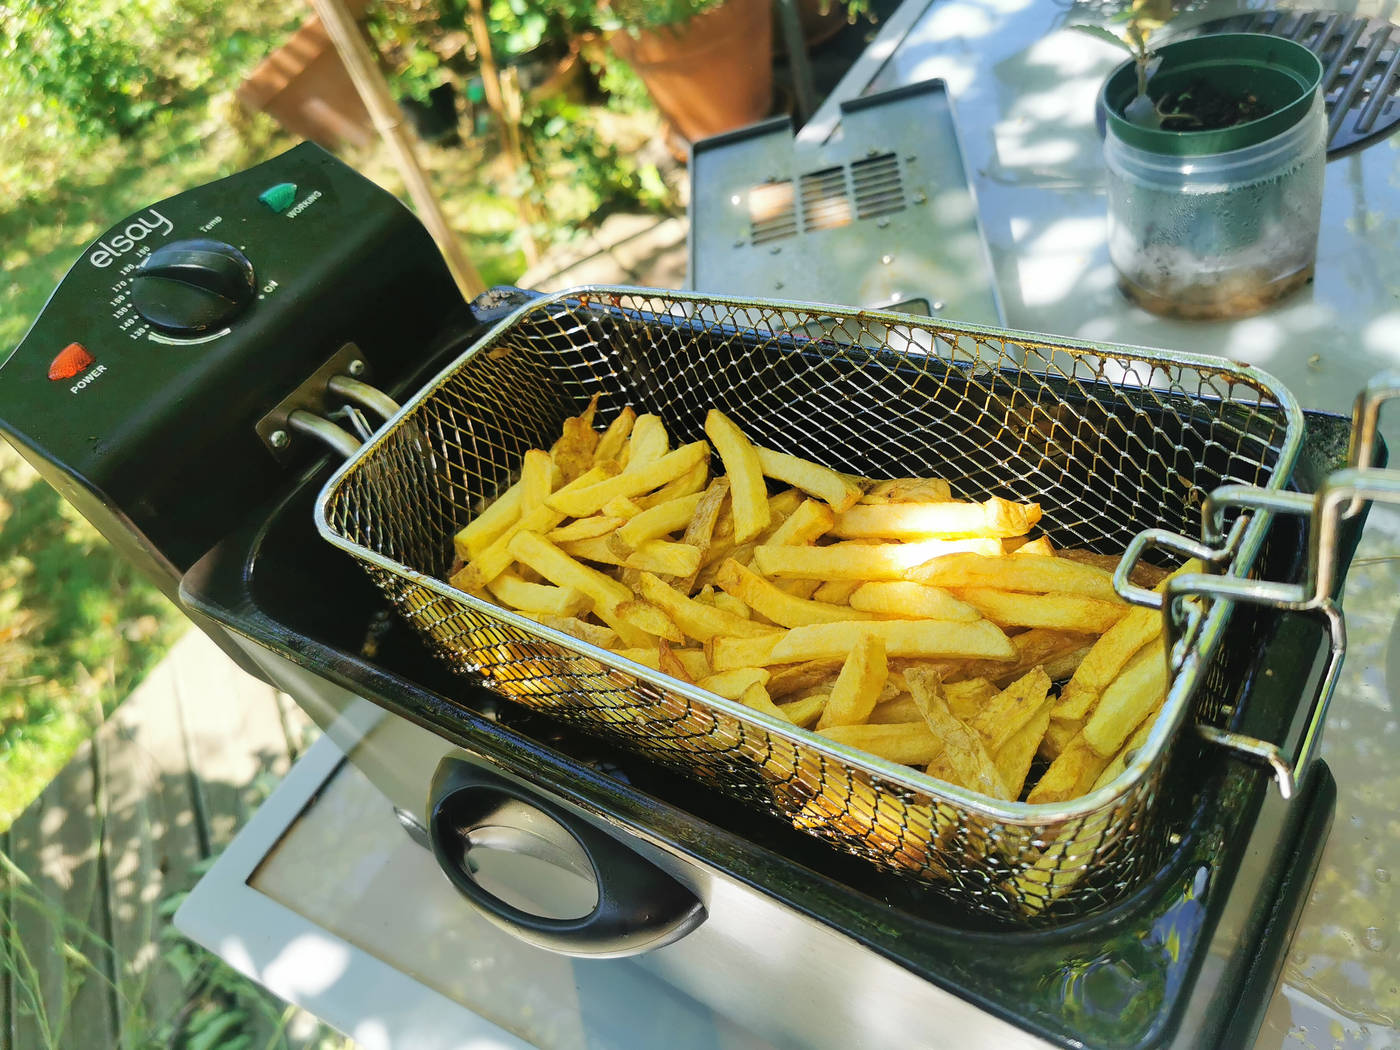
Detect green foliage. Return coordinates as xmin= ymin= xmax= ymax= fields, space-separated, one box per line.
xmin=599 ymin=0 xmax=727 ymax=32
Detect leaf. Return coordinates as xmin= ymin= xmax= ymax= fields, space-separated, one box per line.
xmin=1067 ymin=23 xmax=1133 ymax=55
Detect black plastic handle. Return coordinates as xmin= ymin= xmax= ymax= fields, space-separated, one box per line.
xmin=428 ymin=757 xmax=705 ymax=958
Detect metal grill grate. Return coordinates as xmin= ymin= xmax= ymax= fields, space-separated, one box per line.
xmin=317 ymin=288 xmax=1304 ymax=925
xmin=1194 ymin=10 xmax=1400 ymax=157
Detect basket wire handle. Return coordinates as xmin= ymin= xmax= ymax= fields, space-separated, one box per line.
xmin=1127 ymin=375 xmax=1400 ymax=799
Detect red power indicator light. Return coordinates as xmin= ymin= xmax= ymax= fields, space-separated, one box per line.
xmin=49 ymin=343 xmax=95 ymax=381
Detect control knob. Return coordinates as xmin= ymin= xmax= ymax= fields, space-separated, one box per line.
xmin=128 ymin=239 xmax=255 ymax=334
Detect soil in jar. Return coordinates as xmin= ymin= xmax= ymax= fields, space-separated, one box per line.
xmin=1154 ymin=77 xmax=1272 ymax=131
xmin=1118 ymin=262 xmax=1314 ymax=320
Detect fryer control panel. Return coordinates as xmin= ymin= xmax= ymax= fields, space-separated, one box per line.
xmin=0 ymin=142 xmax=466 ymax=581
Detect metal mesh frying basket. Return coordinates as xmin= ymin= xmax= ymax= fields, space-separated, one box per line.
xmin=316 ymin=288 xmax=1304 ymax=924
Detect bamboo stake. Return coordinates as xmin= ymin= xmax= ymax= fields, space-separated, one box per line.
xmin=309 ymin=0 xmax=485 ymax=297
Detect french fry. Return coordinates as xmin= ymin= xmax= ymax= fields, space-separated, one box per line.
xmin=753 ymin=539 xmax=1003 ymax=582
xmin=601 ymin=496 xmax=645 ymax=519
xmin=967 ymin=668 xmax=1052 ymax=753
xmin=617 ymin=646 xmax=712 ymax=679
xmin=1053 ymin=605 xmax=1162 ymax=720
xmin=454 ymin=480 xmax=523 ymax=561
xmin=813 ymin=579 xmax=861 ymax=604
xmin=860 ymin=477 xmax=954 ymax=504
xmin=711 ymin=591 xmax=751 ymax=620
xmin=764 ymin=499 xmax=836 ymax=547
xmin=767 ymin=660 xmax=842 ymax=699
xmin=1057 ymin=548 xmax=1171 ymax=589
xmin=739 ymin=682 xmax=787 ymax=720
xmin=638 ymin=572 xmax=781 ymax=642
xmin=1091 ymin=713 xmax=1158 ymax=793
xmin=816 ymin=635 xmax=888 ymax=729
xmin=1027 ymin=732 xmax=1111 ymax=804
xmin=1038 ymin=716 xmax=1080 ymax=761
xmin=848 ymin=581 xmax=979 ymax=622
xmin=547 ymin=515 xmax=626 ymax=543
xmin=612 ymin=492 xmax=706 ymax=554
xmin=954 ymin=588 xmax=1128 ymax=634
xmin=671 ymin=477 xmax=729 ymax=592
xmin=715 ymin=559 xmax=880 ymax=628
xmin=818 ymin=722 xmax=944 ymax=766
xmin=621 ymin=413 xmax=669 ymax=470
xmin=705 ymin=409 xmax=770 ymax=543
xmin=698 ymin=667 xmax=770 ymax=699
xmin=905 ymin=669 xmax=1009 ymax=799
xmin=657 ymin=640 xmax=694 ymax=682
xmin=637 ymin=459 xmax=709 ymax=508
xmin=483 ymin=571 xmax=589 ymax=617
xmin=910 ymin=553 xmax=1120 ymax=600
xmin=996 ymin=700 xmax=1053 ymax=798
xmin=778 ymin=694 xmax=828 ymax=727
xmin=507 ymin=530 xmax=632 ymax=613
xmin=708 ymin=633 xmax=789 ymax=672
xmin=1083 ymin=637 xmax=1168 ymax=757
xmin=769 ymin=619 xmax=1016 ymax=664
xmin=1015 ymin=536 xmax=1056 ymax=557
xmin=550 ymin=442 xmax=709 ymax=518
xmin=594 ymin=406 xmax=636 ymax=465
xmin=943 ymin=677 xmax=997 ymax=720
xmin=550 ymin=398 xmax=600 ymax=482
xmin=755 ymin=445 xmax=864 ymax=512
xmin=614 ymin=599 xmax=685 ymax=644
xmin=561 ymin=536 xmax=702 ymax=578
xmin=832 ymin=497 xmax=1042 ymax=541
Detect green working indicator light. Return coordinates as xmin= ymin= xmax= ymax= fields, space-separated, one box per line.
xmin=258 ymin=182 xmax=298 ymax=214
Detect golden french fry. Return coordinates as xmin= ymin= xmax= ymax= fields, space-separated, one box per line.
xmin=670 ymin=477 xmax=729 ymax=592
xmin=869 ymin=693 xmax=919 ymax=723
xmin=818 ymin=722 xmax=944 ymax=766
xmin=765 ymin=498 xmax=835 ymax=547
xmin=638 ymin=572 xmax=781 ymax=642
xmin=968 ymin=668 xmax=1053 ymax=753
xmin=708 ymin=633 xmax=787 ymax=672
xmin=601 ymin=496 xmax=645 ymax=519
xmin=548 ymin=515 xmax=626 ymax=543
xmin=778 ymin=693 xmax=828 ymax=727
xmin=622 ymin=413 xmax=670 ymax=470
xmin=550 ymin=442 xmax=709 ymax=518
xmin=637 ymin=459 xmax=709 ymax=508
xmin=711 ymin=591 xmax=751 ymax=620
xmin=1091 ymin=712 xmax=1158 ymax=793
xmin=755 ymin=445 xmax=864 ymax=512
xmin=753 ymin=539 xmax=1003 ymax=582
xmin=847 ymin=581 xmax=979 ymax=622
xmin=859 ymin=477 xmax=954 ymax=504
xmin=1014 ymin=536 xmax=1056 ymax=557
xmin=1053 ymin=606 xmax=1162 ymax=720
xmin=657 ymin=640 xmax=694 ymax=682
xmin=816 ymin=634 xmax=888 ymax=729
xmin=705 ymin=409 xmax=770 ymax=543
xmin=507 ymin=530 xmax=632 ymax=614
xmin=483 ymin=571 xmax=589 ymax=617
xmin=613 ymin=492 xmax=706 ymax=554
xmin=739 ymin=682 xmax=787 ymax=720
xmin=905 ymin=668 xmax=1009 ymax=799
xmin=590 ymin=603 xmax=656 ymax=649
xmin=910 ymin=553 xmax=1120 ymax=600
xmin=770 ymin=619 xmax=1015 ymax=664
xmin=1057 ymin=548 xmax=1171 ymax=589
xmin=1038 ymin=716 xmax=1080 ymax=762
xmin=767 ymin=660 xmax=842 ymax=699
xmin=813 ymin=579 xmax=861 ymax=604
xmin=943 ymin=677 xmax=997 ymax=721
xmin=614 ymin=599 xmax=685 ymax=643
xmin=594 ymin=406 xmax=636 ymax=465
xmin=715 ymin=559 xmax=880 ymax=628
xmin=832 ymin=498 xmax=1042 ymax=541
xmin=1027 ymin=732 xmax=1111 ymax=804
xmin=561 ymin=536 xmax=702 ymax=578
xmin=619 ymin=646 xmax=712 ymax=680
xmin=550 ymin=398 xmax=600 ymax=482
xmin=698 ymin=667 xmax=771 ymax=699
xmin=954 ymin=589 xmax=1128 ymax=634
xmin=455 ymin=480 xmax=524 ymax=561
xmin=1083 ymin=637 xmax=1168 ymax=757
xmin=995 ymin=700 xmax=1053 ymax=799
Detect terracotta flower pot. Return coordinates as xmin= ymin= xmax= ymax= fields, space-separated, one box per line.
xmin=609 ymin=0 xmax=774 ymax=144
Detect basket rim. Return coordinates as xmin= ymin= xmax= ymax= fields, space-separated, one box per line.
xmin=314 ymin=284 xmax=1307 ymax=826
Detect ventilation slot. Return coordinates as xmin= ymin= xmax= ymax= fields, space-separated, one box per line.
xmin=852 ymin=152 xmax=906 ymax=220
xmin=748 ymin=181 xmax=798 ymax=245
xmin=800 ymin=166 xmax=853 ymax=232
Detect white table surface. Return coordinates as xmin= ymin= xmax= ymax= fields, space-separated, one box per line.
xmin=806 ymin=1 xmax=1400 ymax=1045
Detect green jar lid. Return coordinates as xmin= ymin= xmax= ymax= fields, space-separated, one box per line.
xmin=1102 ymin=33 xmax=1322 ymax=155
